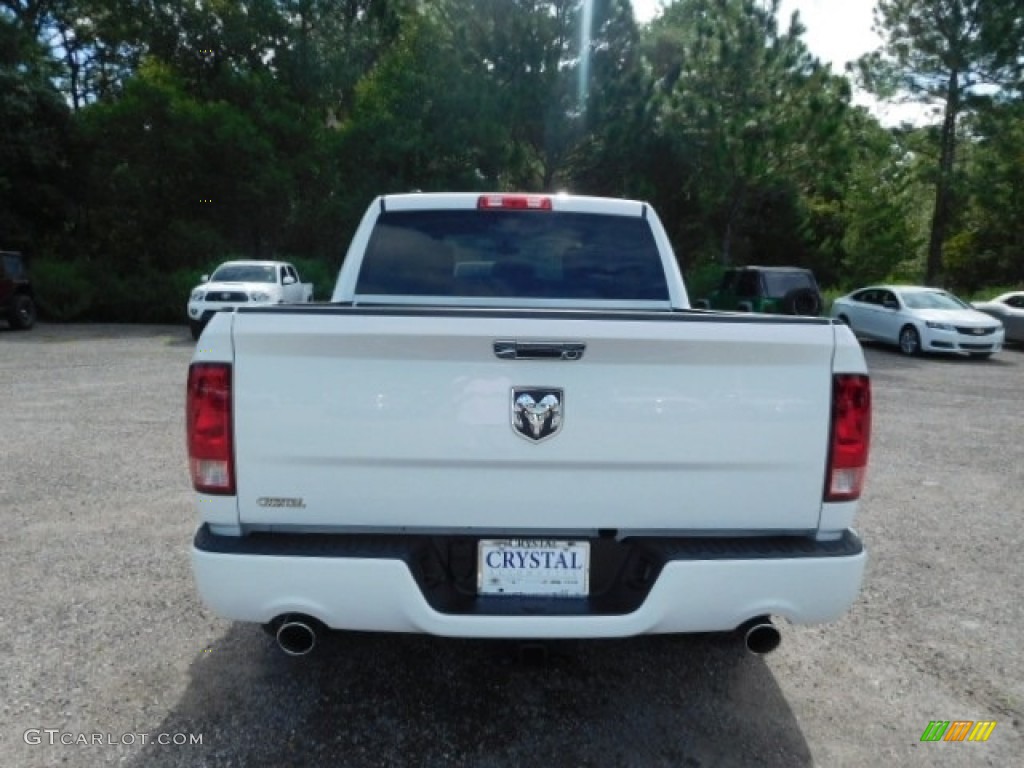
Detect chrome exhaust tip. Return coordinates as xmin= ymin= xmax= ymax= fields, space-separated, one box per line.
xmin=742 ymin=617 xmax=781 ymax=655
xmin=275 ymin=617 xmax=318 ymax=657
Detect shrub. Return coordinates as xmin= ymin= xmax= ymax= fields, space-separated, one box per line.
xmin=288 ymin=256 xmax=337 ymax=301
xmin=31 ymin=258 xmax=97 ymax=321
xmin=684 ymin=261 xmax=727 ymax=304
xmin=820 ymin=286 xmax=846 ymax=315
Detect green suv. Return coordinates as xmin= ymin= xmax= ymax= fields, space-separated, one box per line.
xmin=701 ymin=266 xmax=823 ymax=317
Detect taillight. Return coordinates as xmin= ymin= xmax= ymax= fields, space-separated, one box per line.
xmin=187 ymin=363 xmax=234 ymax=494
xmin=826 ymin=374 xmax=871 ymax=501
xmin=477 ymin=194 xmax=552 ymax=210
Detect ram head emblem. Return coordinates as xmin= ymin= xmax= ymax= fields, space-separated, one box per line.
xmin=511 ymin=389 xmax=563 ymax=442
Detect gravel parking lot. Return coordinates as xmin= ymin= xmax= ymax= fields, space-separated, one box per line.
xmin=1 ymin=324 xmax=1021 ymax=767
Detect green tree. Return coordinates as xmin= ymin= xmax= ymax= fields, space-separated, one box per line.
xmin=0 ymin=15 xmax=72 ymax=250
xmin=273 ymin=0 xmax=413 ymax=112
xmin=339 ymin=0 xmax=641 ymax=195
xmin=337 ymin=7 xmax=507 ymax=199
xmin=858 ymin=0 xmax=1024 ymax=285
xmin=459 ymin=0 xmax=584 ymax=190
xmin=564 ymin=0 xmax=654 ymax=197
xmin=642 ymin=0 xmax=850 ymax=268
xmin=946 ymin=102 xmax=1024 ymax=289
xmin=838 ymin=113 xmax=924 ymax=286
xmin=76 ymin=61 xmax=294 ymax=269
xmin=1 ymin=0 xmax=149 ymax=108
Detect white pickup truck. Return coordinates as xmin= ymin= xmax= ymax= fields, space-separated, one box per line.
xmin=187 ymin=193 xmax=871 ymax=657
xmin=186 ymin=260 xmax=314 ymax=339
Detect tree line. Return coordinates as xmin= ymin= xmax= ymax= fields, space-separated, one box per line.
xmin=1 ymin=0 xmax=1022 ymax=322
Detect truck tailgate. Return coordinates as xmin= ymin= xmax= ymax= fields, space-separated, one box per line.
xmin=231 ymin=309 xmax=835 ymax=533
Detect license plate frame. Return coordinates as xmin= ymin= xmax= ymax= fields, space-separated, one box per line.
xmin=477 ymin=539 xmax=590 ymax=597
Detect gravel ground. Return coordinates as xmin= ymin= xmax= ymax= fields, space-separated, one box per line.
xmin=1 ymin=323 xmax=1021 ymax=767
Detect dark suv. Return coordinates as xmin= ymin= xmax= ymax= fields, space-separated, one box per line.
xmin=701 ymin=266 xmax=823 ymax=317
xmin=0 ymin=251 xmax=37 ymax=330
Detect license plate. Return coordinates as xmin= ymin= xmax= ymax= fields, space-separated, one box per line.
xmin=477 ymin=539 xmax=590 ymax=597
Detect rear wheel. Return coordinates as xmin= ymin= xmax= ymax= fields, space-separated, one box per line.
xmin=781 ymin=288 xmax=823 ymax=316
xmin=8 ymin=294 xmax=36 ymax=330
xmin=899 ymin=325 xmax=921 ymax=356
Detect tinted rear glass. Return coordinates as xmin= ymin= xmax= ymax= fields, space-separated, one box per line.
xmin=356 ymin=210 xmax=668 ymax=301
xmin=762 ymin=271 xmax=815 ymax=296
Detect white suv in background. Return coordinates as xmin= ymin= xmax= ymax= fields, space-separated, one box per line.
xmin=187 ymin=260 xmax=313 ymax=339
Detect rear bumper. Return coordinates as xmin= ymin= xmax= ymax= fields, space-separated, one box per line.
xmin=192 ymin=525 xmax=866 ymax=638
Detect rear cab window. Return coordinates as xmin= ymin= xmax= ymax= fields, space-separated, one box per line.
xmin=355 ymin=210 xmax=669 ymax=303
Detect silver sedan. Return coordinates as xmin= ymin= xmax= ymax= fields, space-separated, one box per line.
xmin=972 ymin=291 xmax=1024 ymax=343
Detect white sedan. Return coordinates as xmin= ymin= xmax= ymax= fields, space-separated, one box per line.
xmin=972 ymin=291 xmax=1024 ymax=343
xmin=831 ymin=285 xmax=1004 ymax=358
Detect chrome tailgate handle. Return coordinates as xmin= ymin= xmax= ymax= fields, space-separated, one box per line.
xmin=493 ymin=340 xmax=586 ymax=361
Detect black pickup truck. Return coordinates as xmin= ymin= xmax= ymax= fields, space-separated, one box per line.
xmin=0 ymin=251 xmax=37 ymax=330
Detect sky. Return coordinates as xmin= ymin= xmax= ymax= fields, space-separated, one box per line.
xmin=631 ymin=0 xmax=880 ymax=69
xmin=631 ymin=0 xmax=932 ymax=125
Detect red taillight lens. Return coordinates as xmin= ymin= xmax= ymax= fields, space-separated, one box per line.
xmin=477 ymin=194 xmax=552 ymax=210
xmin=826 ymin=374 xmax=871 ymax=501
xmin=187 ymin=363 xmax=234 ymax=494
